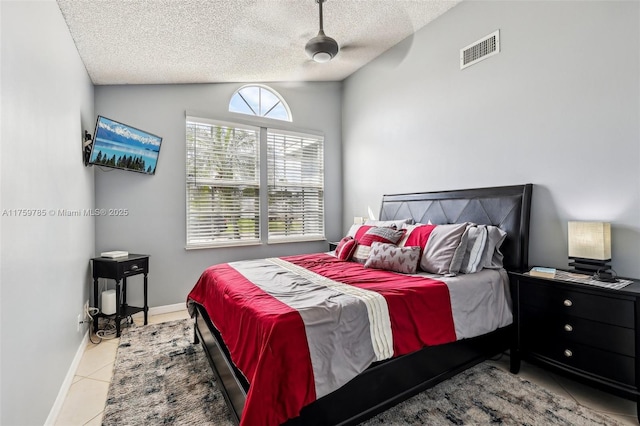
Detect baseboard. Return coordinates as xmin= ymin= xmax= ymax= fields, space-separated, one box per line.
xmin=44 ymin=329 xmax=89 ymax=426
xmin=129 ymin=302 xmax=187 ymax=318
xmin=149 ymin=302 xmax=187 ymax=316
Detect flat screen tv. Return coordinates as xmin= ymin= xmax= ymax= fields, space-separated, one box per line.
xmin=88 ymin=116 xmax=163 ymax=175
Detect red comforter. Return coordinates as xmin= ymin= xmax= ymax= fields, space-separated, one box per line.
xmin=187 ymin=253 xmax=456 ymax=425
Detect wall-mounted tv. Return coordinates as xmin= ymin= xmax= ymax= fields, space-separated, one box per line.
xmin=88 ymin=116 xmax=163 ymax=175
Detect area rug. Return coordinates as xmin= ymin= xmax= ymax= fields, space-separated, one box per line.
xmin=103 ymin=319 xmax=623 ymax=425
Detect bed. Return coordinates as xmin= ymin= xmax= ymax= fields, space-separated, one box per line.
xmin=187 ymin=184 xmax=533 ymax=426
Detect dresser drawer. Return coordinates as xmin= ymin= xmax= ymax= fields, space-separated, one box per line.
xmin=521 ymin=305 xmax=635 ymax=357
xmin=520 ymin=281 xmax=634 ymax=328
xmin=525 ymin=338 xmax=635 ymax=387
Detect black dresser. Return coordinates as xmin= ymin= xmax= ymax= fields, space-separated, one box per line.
xmin=509 ymin=271 xmax=640 ymax=421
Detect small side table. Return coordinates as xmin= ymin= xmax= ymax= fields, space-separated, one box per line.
xmin=91 ymin=254 xmax=149 ymax=337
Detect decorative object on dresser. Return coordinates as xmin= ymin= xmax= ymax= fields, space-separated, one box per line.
xmin=91 ymin=254 xmax=149 ymax=337
xmin=568 ymin=221 xmax=613 ymax=278
xmin=100 ymin=250 xmax=129 ymax=259
xmin=529 ymin=266 xmax=556 ymax=279
xmin=509 ymin=270 xmax=640 ymax=422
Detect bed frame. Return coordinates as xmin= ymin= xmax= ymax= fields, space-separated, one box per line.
xmin=192 ymin=184 xmax=533 ymax=425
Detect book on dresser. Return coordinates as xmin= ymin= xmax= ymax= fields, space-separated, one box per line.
xmin=528 ymin=266 xmax=556 ymax=279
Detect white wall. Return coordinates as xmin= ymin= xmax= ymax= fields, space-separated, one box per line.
xmin=342 ymin=1 xmax=640 ymax=277
xmin=0 ymin=1 xmax=95 ymax=424
xmin=94 ymin=82 xmax=342 ymax=307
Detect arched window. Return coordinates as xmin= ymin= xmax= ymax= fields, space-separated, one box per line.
xmin=229 ymin=85 xmax=292 ymax=122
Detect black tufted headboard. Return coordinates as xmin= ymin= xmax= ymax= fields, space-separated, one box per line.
xmin=379 ymin=184 xmax=533 ymax=272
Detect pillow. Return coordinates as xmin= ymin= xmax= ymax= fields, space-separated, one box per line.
xmin=418 ymin=223 xmax=467 ymax=274
xmin=346 ymin=223 xmax=364 ymax=238
xmin=364 ymin=242 xmax=421 ymax=274
xmin=334 ymin=236 xmax=357 ymax=261
xmin=482 ymin=226 xmax=508 ymax=269
xmin=459 ymin=225 xmax=507 ymax=273
xmin=365 ymin=218 xmax=413 ymax=229
xmin=448 ymin=225 xmax=471 ymax=274
xmin=351 ymin=226 xmax=405 ymax=263
xmin=399 ymin=223 xmax=437 ymax=248
xmin=460 ymin=225 xmax=488 ymax=274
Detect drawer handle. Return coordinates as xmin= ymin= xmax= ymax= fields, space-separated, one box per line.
xmin=564 ymin=349 xmax=573 ymax=358
xmin=130 ymin=265 xmax=139 ymax=271
xmin=564 ymin=324 xmax=573 ymax=332
xmin=563 ymin=299 xmax=573 ymax=307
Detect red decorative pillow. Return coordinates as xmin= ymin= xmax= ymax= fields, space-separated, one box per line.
xmin=352 ymin=226 xmax=405 ymax=263
xmin=335 ymin=236 xmax=357 ymax=261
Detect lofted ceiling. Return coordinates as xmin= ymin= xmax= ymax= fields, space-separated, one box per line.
xmin=56 ymin=0 xmax=460 ymax=85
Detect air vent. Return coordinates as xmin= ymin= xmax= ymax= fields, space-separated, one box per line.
xmin=460 ymin=30 xmax=500 ymax=70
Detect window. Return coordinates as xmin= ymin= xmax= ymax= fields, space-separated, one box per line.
xmin=186 ymin=117 xmax=260 ymax=248
xmin=268 ymin=130 xmax=324 ymax=242
xmin=229 ymin=85 xmax=292 ymax=122
xmin=186 ymin=117 xmax=324 ymax=248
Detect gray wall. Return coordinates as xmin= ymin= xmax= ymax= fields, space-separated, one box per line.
xmin=94 ymin=83 xmax=343 ymax=307
xmin=342 ymin=1 xmax=640 ymax=277
xmin=0 ymin=1 xmax=95 ymax=424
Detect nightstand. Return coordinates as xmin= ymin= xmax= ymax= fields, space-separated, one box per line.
xmin=509 ymin=271 xmax=640 ymax=421
xmin=91 ymin=254 xmax=149 ymax=337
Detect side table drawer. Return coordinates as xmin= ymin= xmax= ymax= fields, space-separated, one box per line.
xmin=521 ymin=304 xmax=635 ymax=357
xmin=520 ymin=281 xmax=634 ymax=328
xmin=526 ymin=339 xmax=635 ymax=387
xmin=119 ymin=257 xmax=149 ymax=276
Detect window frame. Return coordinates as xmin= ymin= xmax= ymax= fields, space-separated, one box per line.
xmin=229 ymin=84 xmax=293 ymax=122
xmin=185 ymin=115 xmax=325 ymax=250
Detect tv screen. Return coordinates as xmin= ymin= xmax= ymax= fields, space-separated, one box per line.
xmin=88 ymin=116 xmax=162 ymax=175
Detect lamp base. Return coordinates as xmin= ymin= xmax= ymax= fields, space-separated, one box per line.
xmin=568 ymin=257 xmax=611 ymax=275
xmin=593 ymin=269 xmax=618 ymax=282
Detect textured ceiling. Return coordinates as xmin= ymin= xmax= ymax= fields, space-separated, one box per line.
xmin=56 ymin=0 xmax=460 ymax=85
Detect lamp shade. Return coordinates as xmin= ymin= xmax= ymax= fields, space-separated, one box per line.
xmin=568 ymin=221 xmax=611 ymax=260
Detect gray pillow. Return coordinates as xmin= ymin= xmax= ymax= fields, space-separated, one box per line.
xmin=420 ymin=223 xmax=467 ymax=274
xmin=449 ymin=224 xmax=471 ymax=274
xmin=460 ymin=225 xmax=488 ymax=274
xmin=482 ymin=225 xmax=507 ymax=269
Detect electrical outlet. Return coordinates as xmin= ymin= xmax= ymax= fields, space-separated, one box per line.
xmin=77 ymin=313 xmax=83 ymax=332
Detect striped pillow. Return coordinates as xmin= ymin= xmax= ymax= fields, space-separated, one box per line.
xmin=352 ymin=226 xmax=405 ymax=263
xmin=335 ymin=236 xmax=357 ymax=261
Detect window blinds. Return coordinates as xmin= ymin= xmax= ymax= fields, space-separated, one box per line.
xmin=186 ymin=116 xmax=325 ymax=248
xmin=186 ymin=118 xmax=260 ymax=248
xmin=267 ymin=129 xmax=324 ymax=242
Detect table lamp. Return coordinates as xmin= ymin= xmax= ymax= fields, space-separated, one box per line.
xmin=568 ymin=221 xmax=613 ymax=280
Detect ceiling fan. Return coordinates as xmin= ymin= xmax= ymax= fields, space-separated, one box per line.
xmin=305 ymin=0 xmax=339 ymax=63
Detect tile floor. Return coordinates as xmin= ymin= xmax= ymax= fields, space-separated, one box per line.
xmin=54 ymin=309 xmax=638 ymax=425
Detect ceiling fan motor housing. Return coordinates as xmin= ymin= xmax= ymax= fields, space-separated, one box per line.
xmin=305 ymin=29 xmax=339 ymax=63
